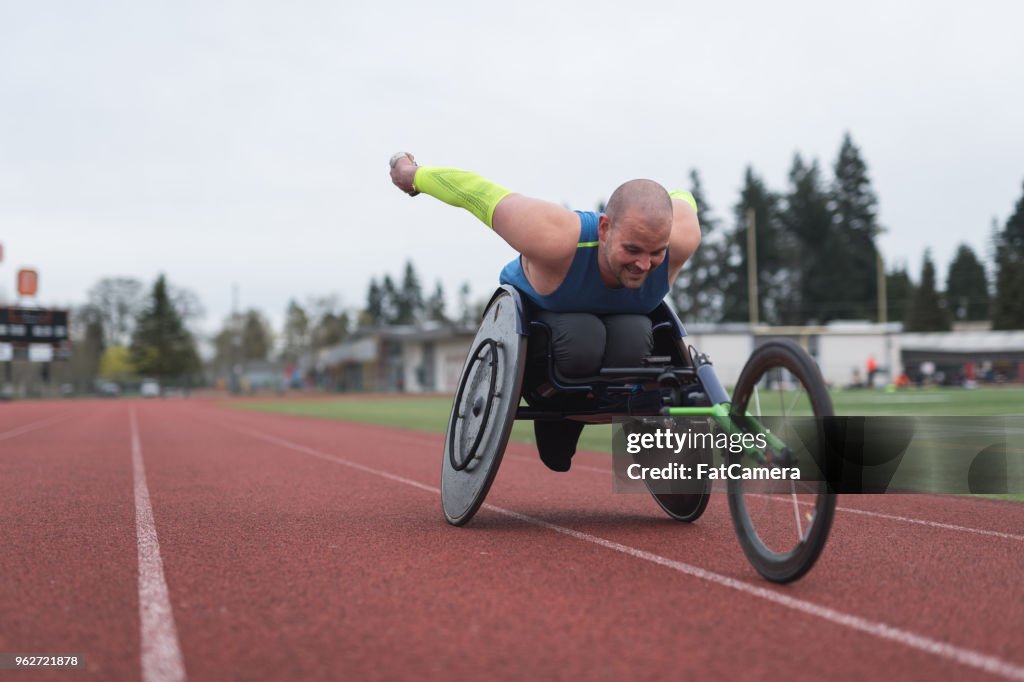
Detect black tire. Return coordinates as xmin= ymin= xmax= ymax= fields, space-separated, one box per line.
xmin=441 ymin=289 xmax=527 ymax=526
xmin=727 ymin=339 xmax=836 ymax=583
xmin=647 ymin=445 xmax=713 ymax=522
xmin=631 ymin=410 xmax=713 ymax=522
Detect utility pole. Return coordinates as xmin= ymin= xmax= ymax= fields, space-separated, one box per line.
xmin=0 ymin=243 xmax=8 ymax=388
xmin=746 ymin=208 xmax=759 ymax=326
xmin=231 ymin=283 xmax=241 ymax=394
xmin=877 ymin=249 xmax=887 ymax=324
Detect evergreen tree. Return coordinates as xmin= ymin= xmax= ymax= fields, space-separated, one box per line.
xmin=671 ymin=169 xmax=723 ymax=323
xmin=829 ymin=133 xmax=881 ymax=319
xmin=781 ymin=154 xmax=834 ymax=323
xmin=280 ymin=300 xmax=310 ymax=363
xmin=905 ymin=251 xmax=951 ymax=331
xmin=992 ymin=180 xmax=1024 ymax=329
xmin=130 ymin=275 xmax=200 ymax=379
xmin=885 ymin=265 xmax=914 ymax=326
xmin=241 ymin=310 xmax=273 ymax=361
xmin=381 ymin=275 xmax=399 ymax=325
xmin=945 ymin=244 xmax=990 ymax=321
xmin=425 ymin=281 xmax=448 ymax=323
xmin=362 ymin=278 xmax=384 ymax=327
xmin=395 ymin=260 xmax=424 ymax=324
xmin=720 ymin=166 xmax=789 ymax=323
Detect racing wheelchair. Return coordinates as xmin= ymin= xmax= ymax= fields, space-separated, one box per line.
xmin=442 ymin=285 xmax=836 ymax=583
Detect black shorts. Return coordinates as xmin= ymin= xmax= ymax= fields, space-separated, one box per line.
xmin=532 ymin=311 xmax=653 ymax=379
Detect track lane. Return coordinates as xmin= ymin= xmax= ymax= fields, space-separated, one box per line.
xmin=6 ymin=398 xmax=1021 ymax=681
xmin=205 ymin=403 xmax=1024 ymax=661
xmin=140 ymin=400 xmax=1024 ymax=681
xmin=134 ymin=403 xmax=892 ymax=680
xmin=0 ymin=401 xmax=140 ymax=681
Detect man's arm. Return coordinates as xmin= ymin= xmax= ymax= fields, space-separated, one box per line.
xmin=667 ymin=191 xmax=701 ymax=283
xmin=389 ymin=153 xmax=578 ymax=267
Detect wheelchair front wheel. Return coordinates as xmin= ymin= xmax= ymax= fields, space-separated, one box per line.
xmin=638 ymin=416 xmax=713 ymax=523
xmin=727 ymin=339 xmax=836 ymax=583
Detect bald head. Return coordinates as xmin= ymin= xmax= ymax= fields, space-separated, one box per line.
xmin=605 ymin=179 xmax=673 ymax=229
xmin=596 ymin=179 xmax=673 ymax=289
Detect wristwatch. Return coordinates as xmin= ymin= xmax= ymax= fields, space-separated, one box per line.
xmin=389 ymin=152 xmax=420 ymax=196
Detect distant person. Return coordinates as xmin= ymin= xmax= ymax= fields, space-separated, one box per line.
xmin=866 ymin=355 xmax=878 ymax=388
xmin=389 ymin=152 xmax=701 ymax=471
xmin=920 ymin=361 xmax=936 ymax=386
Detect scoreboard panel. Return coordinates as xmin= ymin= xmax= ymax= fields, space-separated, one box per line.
xmin=0 ymin=308 xmax=70 ymax=345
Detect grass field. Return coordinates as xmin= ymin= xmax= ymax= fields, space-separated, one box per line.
xmin=233 ymin=386 xmax=1024 ymax=454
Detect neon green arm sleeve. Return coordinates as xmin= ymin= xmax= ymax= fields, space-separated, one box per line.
xmin=412 ymin=167 xmax=513 ymax=228
xmin=669 ymin=190 xmax=698 ymax=214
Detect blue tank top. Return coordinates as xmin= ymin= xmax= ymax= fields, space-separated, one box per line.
xmin=499 ymin=210 xmax=669 ymax=314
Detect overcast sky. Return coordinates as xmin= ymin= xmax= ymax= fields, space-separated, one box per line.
xmin=2 ymin=1 xmax=1022 ymax=337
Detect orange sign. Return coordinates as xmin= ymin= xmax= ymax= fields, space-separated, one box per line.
xmin=17 ymin=268 xmax=38 ymax=297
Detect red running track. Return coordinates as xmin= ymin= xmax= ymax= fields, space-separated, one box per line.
xmin=0 ymin=399 xmax=1022 ymax=681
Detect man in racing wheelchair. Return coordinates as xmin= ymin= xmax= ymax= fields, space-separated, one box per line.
xmin=389 ymin=152 xmax=701 ymax=472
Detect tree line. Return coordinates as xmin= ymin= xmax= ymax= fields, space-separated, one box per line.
xmin=70 ymin=278 xmax=358 ymax=389
xmin=66 ymin=261 xmax=479 ymax=391
xmin=672 ymin=133 xmax=1024 ymax=332
xmin=66 ymin=133 xmax=1024 ymax=391
xmin=70 ymin=274 xmax=201 ymax=390
xmin=359 ymin=261 xmax=480 ymax=328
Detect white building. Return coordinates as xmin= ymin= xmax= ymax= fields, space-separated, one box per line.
xmin=315 ymin=320 xmax=1024 ymax=394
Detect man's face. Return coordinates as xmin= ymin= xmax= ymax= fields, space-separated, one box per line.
xmin=597 ymin=211 xmax=671 ymax=288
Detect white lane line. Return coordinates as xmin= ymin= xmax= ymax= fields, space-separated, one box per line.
xmin=130 ymin=410 xmax=187 ymax=682
xmin=826 ymin=505 xmax=1024 ymax=542
xmin=219 ymin=411 xmax=1024 ymax=542
xmin=493 ymin=505 xmax=1024 ymax=681
xmin=0 ymin=414 xmax=72 ymax=442
xmin=526 ymin=453 xmax=1024 ymax=542
xmin=744 ymin=493 xmax=1024 ymax=543
xmin=225 ymin=422 xmax=1024 ymax=682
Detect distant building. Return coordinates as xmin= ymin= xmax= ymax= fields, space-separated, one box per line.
xmin=210 ymin=359 xmax=287 ymax=394
xmin=300 ymin=319 xmax=1024 ymax=394
xmin=307 ymin=322 xmax=476 ymax=393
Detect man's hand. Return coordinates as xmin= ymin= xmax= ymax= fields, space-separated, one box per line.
xmin=389 ymin=152 xmax=419 ymax=196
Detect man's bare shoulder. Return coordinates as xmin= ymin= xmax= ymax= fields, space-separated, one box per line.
xmin=492 ymin=195 xmax=581 ymax=264
xmin=668 ymin=199 xmax=701 ymax=278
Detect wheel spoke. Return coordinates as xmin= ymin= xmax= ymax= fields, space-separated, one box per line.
xmin=790 ymin=481 xmax=803 ymax=540
xmin=775 ymin=373 xmax=785 ymax=413
xmin=785 ymin=380 xmax=805 ymax=416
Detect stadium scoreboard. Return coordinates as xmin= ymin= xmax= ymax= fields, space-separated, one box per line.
xmin=0 ymin=307 xmax=70 ymax=345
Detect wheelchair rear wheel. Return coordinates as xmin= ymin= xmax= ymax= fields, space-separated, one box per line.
xmin=441 ymin=289 xmax=527 ymax=526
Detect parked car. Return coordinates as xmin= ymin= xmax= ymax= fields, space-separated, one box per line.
xmin=98 ymin=382 xmax=121 ymax=398
xmin=140 ymin=379 xmax=161 ymax=398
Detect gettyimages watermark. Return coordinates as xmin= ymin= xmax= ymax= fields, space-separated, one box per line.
xmin=612 ymin=416 xmax=1024 ymax=495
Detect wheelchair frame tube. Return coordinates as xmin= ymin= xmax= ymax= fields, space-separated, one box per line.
xmin=661 ymin=403 xmax=789 ymax=457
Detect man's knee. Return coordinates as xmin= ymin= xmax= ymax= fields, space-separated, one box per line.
xmin=536 ymin=311 xmax=606 ymax=378
xmin=602 ymin=314 xmax=653 ymax=367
